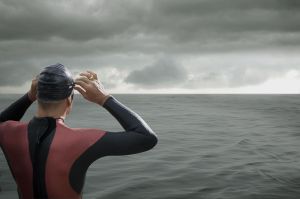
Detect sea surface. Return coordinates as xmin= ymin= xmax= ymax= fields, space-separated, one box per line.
xmin=1 ymin=94 xmax=300 ymax=199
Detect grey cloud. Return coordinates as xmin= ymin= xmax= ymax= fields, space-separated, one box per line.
xmin=183 ymin=64 xmax=298 ymax=89
xmin=0 ymin=0 xmax=299 ymax=68
xmin=0 ymin=0 xmax=300 ymax=92
xmin=144 ymin=0 xmax=300 ymax=43
xmin=0 ymin=61 xmax=41 ymax=86
xmin=184 ymin=71 xmax=267 ymax=89
xmin=1 ymin=0 xmax=300 ymax=46
xmin=0 ymin=0 xmax=146 ymax=41
xmin=226 ymin=67 xmax=269 ymax=87
xmin=125 ymin=58 xmax=187 ymax=88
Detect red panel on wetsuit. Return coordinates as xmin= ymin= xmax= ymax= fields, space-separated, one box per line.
xmin=0 ymin=121 xmax=33 ymax=199
xmin=46 ymin=120 xmax=105 ymax=199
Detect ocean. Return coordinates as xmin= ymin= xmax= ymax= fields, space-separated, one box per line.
xmin=1 ymin=94 xmax=300 ymax=199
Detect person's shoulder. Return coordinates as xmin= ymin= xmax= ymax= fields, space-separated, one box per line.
xmin=0 ymin=120 xmax=27 ymax=128
xmin=56 ymin=122 xmax=106 ymax=136
xmin=0 ymin=121 xmax=28 ymax=142
xmin=71 ymin=127 xmax=106 ymax=135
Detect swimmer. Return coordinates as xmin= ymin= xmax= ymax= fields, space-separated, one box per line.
xmin=0 ymin=63 xmax=158 ymax=199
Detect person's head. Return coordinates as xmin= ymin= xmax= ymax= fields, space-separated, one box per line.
xmin=37 ymin=63 xmax=75 ymax=118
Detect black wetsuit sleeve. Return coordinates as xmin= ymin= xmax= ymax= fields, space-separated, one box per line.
xmin=0 ymin=93 xmax=33 ymax=123
xmin=69 ymin=96 xmax=158 ymax=193
xmin=100 ymin=96 xmax=158 ymax=155
xmin=86 ymin=96 xmax=157 ymax=158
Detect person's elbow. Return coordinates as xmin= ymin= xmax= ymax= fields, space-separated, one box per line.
xmin=135 ymin=125 xmax=158 ymax=151
xmin=144 ymin=132 xmax=158 ymax=151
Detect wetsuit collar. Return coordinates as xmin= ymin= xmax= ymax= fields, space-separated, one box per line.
xmin=33 ymin=116 xmax=65 ymax=123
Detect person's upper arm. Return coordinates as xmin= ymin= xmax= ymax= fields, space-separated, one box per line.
xmin=0 ymin=93 xmax=33 ymax=123
xmin=0 ymin=93 xmax=33 ymax=146
xmin=73 ymin=129 xmax=157 ymax=168
xmin=100 ymin=95 xmax=158 ymax=156
xmin=77 ymin=96 xmax=158 ymax=163
xmin=96 ymin=130 xmax=157 ymax=156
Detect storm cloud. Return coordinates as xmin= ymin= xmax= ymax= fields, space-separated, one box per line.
xmin=0 ymin=0 xmax=300 ymax=93
xmin=125 ymin=58 xmax=187 ymax=88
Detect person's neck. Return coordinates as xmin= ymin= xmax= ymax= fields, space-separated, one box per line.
xmin=36 ymin=109 xmax=66 ymax=120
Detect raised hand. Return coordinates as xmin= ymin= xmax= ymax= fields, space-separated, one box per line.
xmin=74 ymin=71 xmax=110 ymax=106
xmin=28 ymin=76 xmax=38 ymax=101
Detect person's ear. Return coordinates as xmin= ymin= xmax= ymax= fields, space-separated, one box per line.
xmin=66 ymin=96 xmax=73 ymax=116
xmin=66 ymin=96 xmax=72 ymax=107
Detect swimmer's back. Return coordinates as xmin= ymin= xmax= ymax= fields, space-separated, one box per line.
xmin=0 ymin=95 xmax=157 ymax=199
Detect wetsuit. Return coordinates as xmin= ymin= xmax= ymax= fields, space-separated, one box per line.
xmin=0 ymin=93 xmax=157 ymax=199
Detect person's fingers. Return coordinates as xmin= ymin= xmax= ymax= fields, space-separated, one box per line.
xmin=74 ymin=85 xmax=87 ymax=97
xmin=76 ymin=76 xmax=90 ymax=84
xmin=75 ymin=79 xmax=89 ymax=89
xmin=80 ymin=71 xmax=98 ymax=80
xmin=80 ymin=72 xmax=91 ymax=78
xmin=86 ymin=70 xmax=98 ymax=80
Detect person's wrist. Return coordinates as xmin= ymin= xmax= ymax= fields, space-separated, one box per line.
xmin=27 ymin=91 xmax=36 ymax=102
xmin=98 ymin=94 xmax=111 ymax=106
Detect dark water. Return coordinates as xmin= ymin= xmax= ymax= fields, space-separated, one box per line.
xmin=1 ymin=94 xmax=300 ymax=199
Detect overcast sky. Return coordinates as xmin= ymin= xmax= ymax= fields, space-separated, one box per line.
xmin=1 ymin=0 xmax=300 ymax=94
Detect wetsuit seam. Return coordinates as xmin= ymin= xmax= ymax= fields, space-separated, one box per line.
xmin=28 ymin=117 xmax=57 ymax=199
xmin=69 ymin=134 xmax=107 ymax=194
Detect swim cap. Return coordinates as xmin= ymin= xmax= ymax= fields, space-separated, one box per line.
xmin=37 ymin=63 xmax=74 ymax=102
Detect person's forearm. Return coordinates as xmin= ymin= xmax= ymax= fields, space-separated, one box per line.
xmin=0 ymin=93 xmax=34 ymax=122
xmin=102 ymin=96 xmax=156 ymax=137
